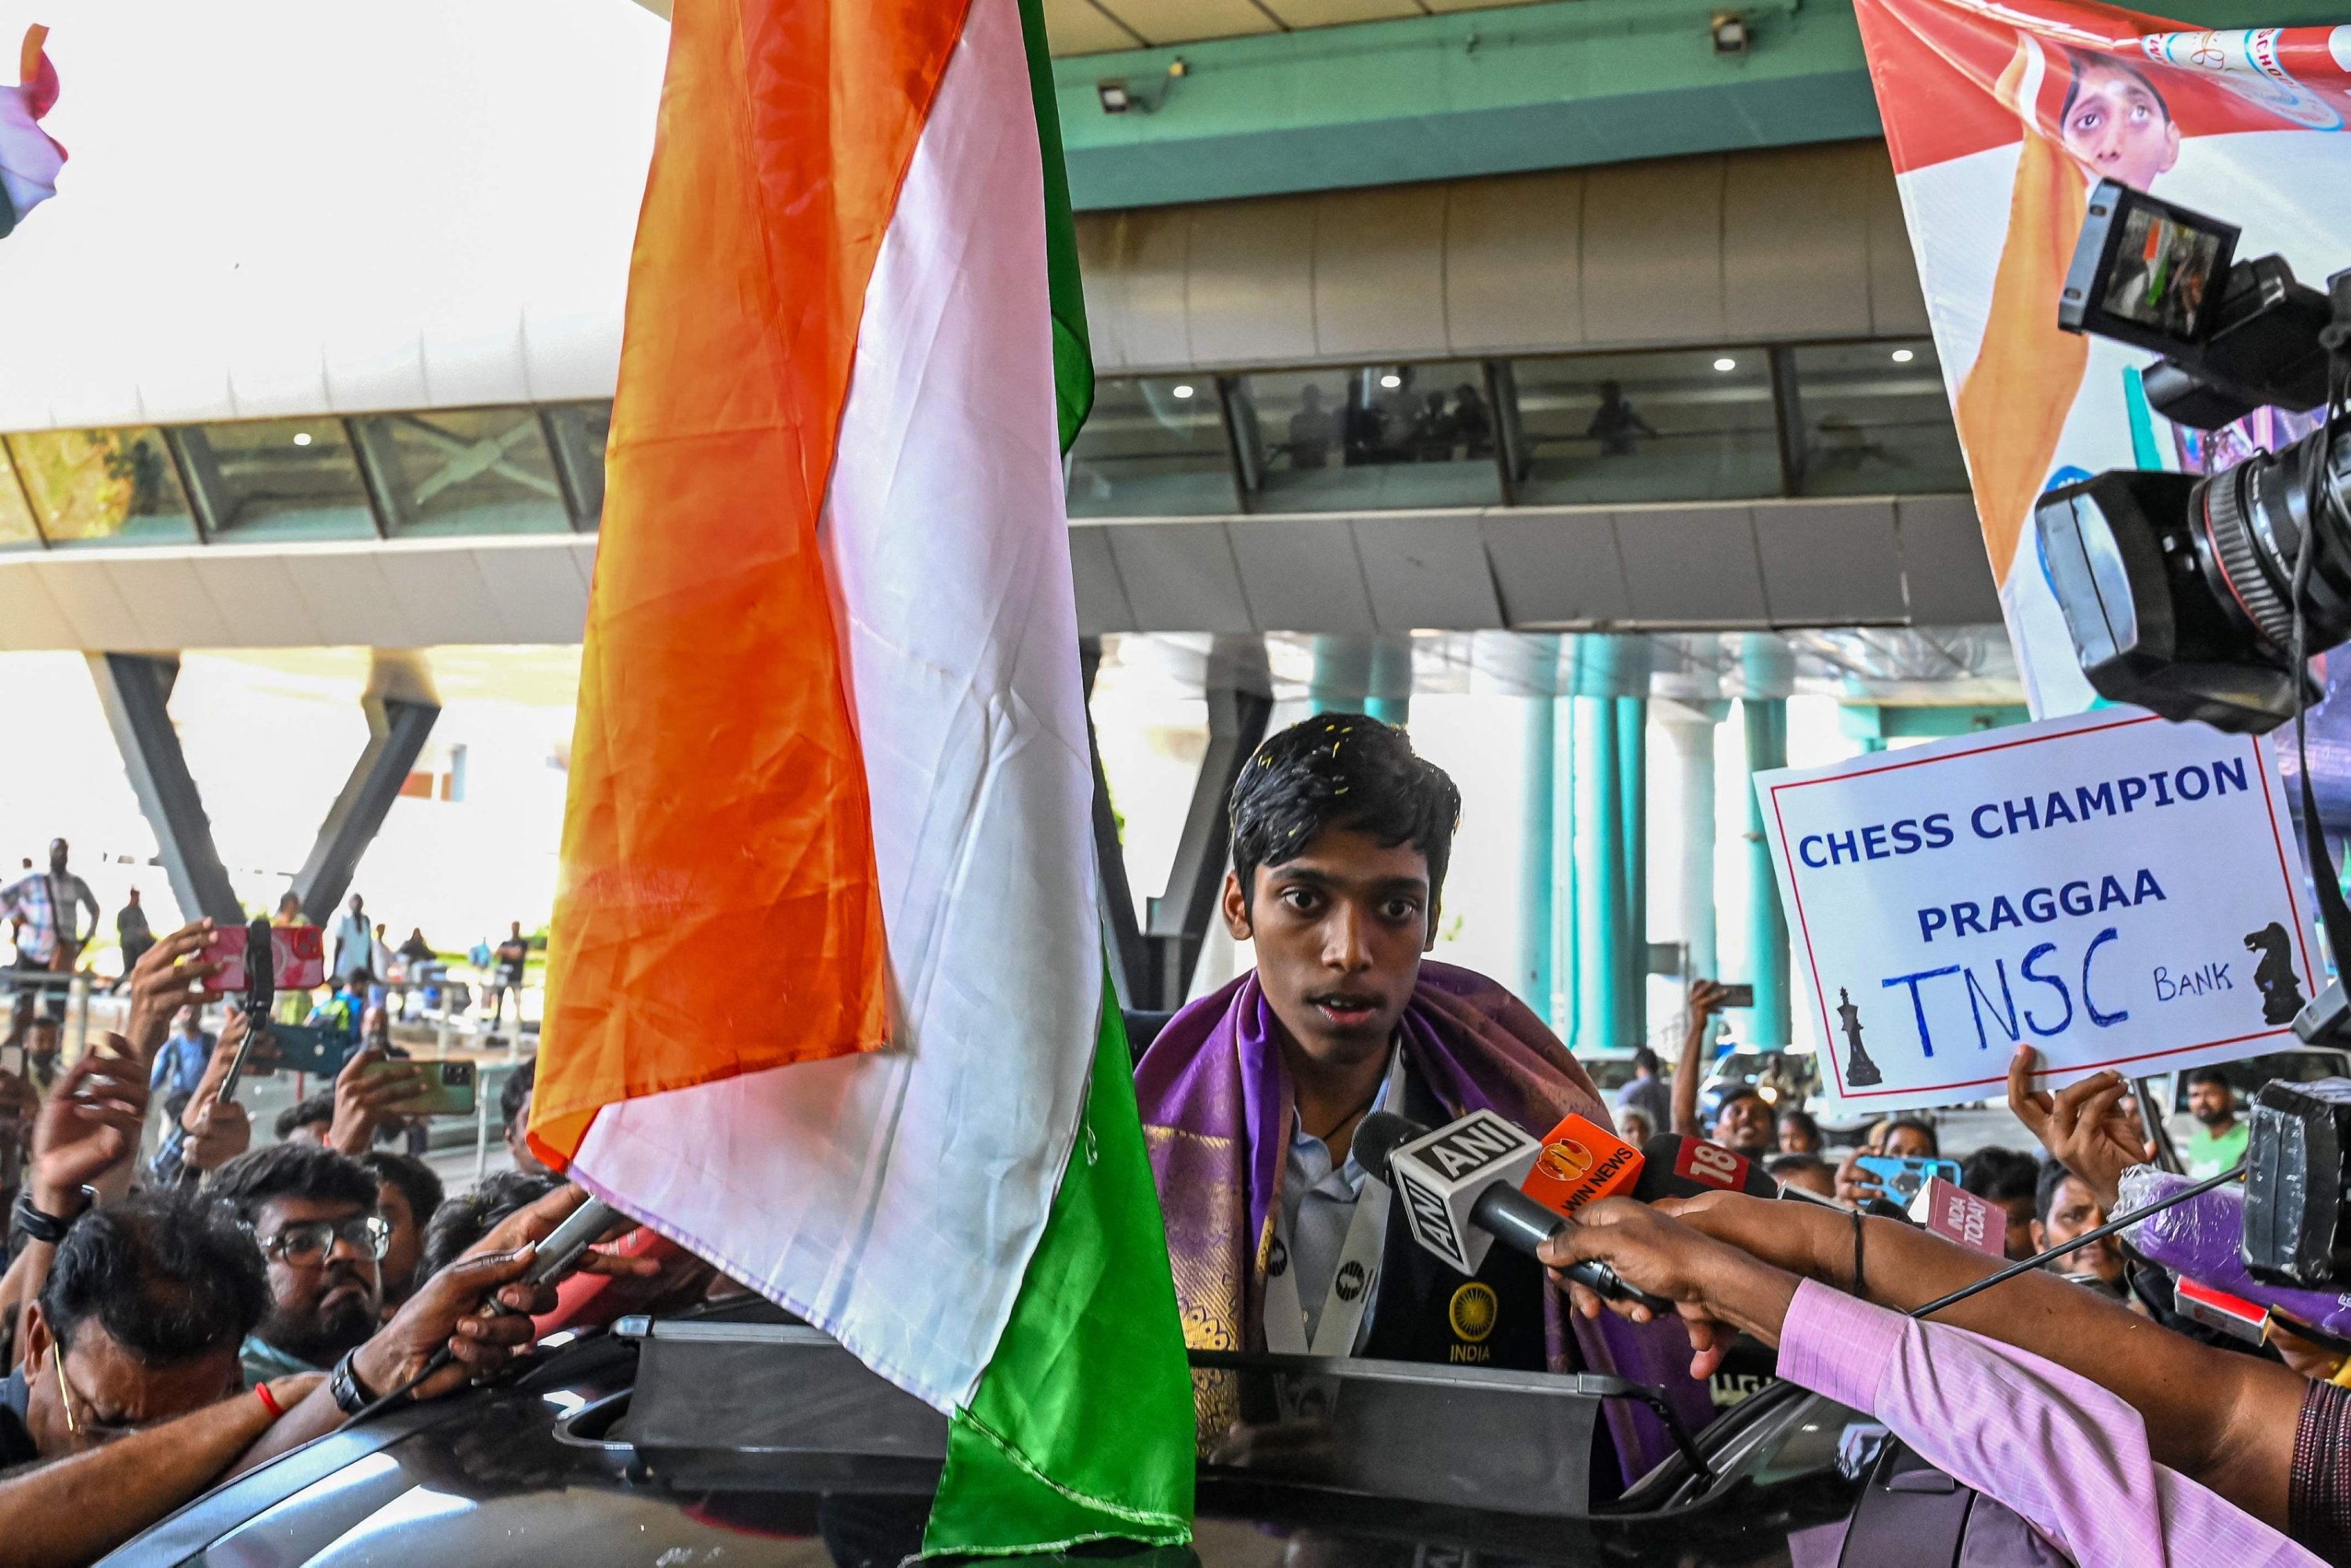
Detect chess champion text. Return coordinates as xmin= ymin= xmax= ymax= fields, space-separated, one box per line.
xmin=1791 ymin=755 xmax=2254 ymax=871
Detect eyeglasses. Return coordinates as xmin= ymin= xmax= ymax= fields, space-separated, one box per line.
xmin=256 ymin=1215 xmax=391 ymax=1266
xmin=49 ymin=1340 xmax=136 ymax=1443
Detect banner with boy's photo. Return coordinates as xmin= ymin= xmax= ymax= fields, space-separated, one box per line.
xmin=1856 ymin=0 xmax=2351 ymax=948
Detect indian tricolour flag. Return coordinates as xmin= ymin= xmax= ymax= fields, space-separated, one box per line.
xmin=527 ymin=0 xmax=1195 ymax=1552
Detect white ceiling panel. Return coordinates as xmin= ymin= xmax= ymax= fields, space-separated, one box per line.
xmin=92 ymin=556 xmax=236 ymax=650
xmin=373 ymin=547 xmax=508 ymax=648
xmin=1350 ymin=514 xmax=1502 ymax=630
xmin=469 ymin=541 xmax=591 ymax=643
xmin=1226 ymin=516 xmax=1375 ymax=632
xmin=1481 ymin=510 xmax=1630 ymax=626
xmin=1041 ymin=0 xmax=1143 ymax=54
xmin=0 ymin=559 xmax=78 ymax=649
xmin=1755 ymin=500 xmax=1906 ymax=625
xmin=1067 ymin=527 xmax=1139 ymax=636
xmin=1614 ymin=505 xmax=1768 ymax=625
xmin=1093 ymin=0 xmax=1281 ymax=47
xmin=1103 ymin=522 xmax=1255 ymax=632
xmin=187 ymin=552 xmax=332 ymax=648
xmin=280 ymin=551 xmax=411 ymax=648
xmin=31 ymin=557 xmax=149 ymax=649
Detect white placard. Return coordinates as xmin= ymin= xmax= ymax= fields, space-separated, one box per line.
xmin=1755 ymin=709 xmax=2319 ymax=1112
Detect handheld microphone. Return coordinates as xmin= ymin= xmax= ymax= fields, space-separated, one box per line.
xmin=2121 ymin=1168 xmax=2351 ymax=1339
xmin=1353 ymin=1110 xmax=1672 ymax=1312
xmin=1631 ymin=1134 xmax=1779 ymax=1202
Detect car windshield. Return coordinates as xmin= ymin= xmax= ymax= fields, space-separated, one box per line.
xmin=2172 ymin=1049 xmax=2349 ymax=1110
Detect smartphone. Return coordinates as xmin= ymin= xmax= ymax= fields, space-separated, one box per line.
xmin=1856 ymin=1154 xmax=1962 ymax=1208
xmin=361 ymin=1058 xmax=476 ymax=1117
xmin=1716 ymin=983 xmax=1755 ymax=1009
xmin=270 ymin=1024 xmax=357 ymax=1077
xmin=197 ymin=923 xmax=327 ymax=993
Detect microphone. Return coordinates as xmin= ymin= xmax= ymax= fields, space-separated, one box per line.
xmin=1353 ymin=1110 xmax=1670 ymax=1311
xmin=2121 ymin=1168 xmax=2351 ymax=1340
xmin=1631 ymin=1134 xmax=1779 ymax=1202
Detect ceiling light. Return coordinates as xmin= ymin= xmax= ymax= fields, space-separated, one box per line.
xmin=1379 ymin=374 xmax=1403 ymax=389
xmin=1096 ymin=79 xmax=1131 ymax=114
xmin=1712 ymin=357 xmax=1737 ymax=372
xmin=1712 ymin=12 xmax=1748 ymax=53
xmin=292 ymin=432 xmax=313 ymax=446
xmin=1172 ymin=383 xmax=1195 ymax=400
xmin=1891 ymin=348 xmax=1916 ymax=364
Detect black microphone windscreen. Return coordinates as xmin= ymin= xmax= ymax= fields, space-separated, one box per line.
xmin=1351 ymin=1111 xmax=1425 ymax=1183
xmin=1632 ymin=1133 xmax=1778 ymax=1201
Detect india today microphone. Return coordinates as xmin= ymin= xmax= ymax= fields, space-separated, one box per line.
xmin=1352 ymin=1110 xmax=1669 ymax=1309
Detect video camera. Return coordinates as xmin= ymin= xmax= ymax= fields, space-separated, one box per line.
xmin=2244 ymin=1077 xmax=2351 ymax=1288
xmin=2035 ymin=180 xmax=2351 ymax=735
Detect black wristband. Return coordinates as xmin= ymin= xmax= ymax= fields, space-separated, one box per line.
xmin=1850 ymin=1208 xmax=1867 ymax=1302
xmin=11 ymin=1186 xmax=94 ymax=1247
xmin=329 ymin=1349 xmax=379 ymax=1416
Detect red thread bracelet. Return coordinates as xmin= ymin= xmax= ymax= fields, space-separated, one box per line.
xmin=254 ymin=1382 xmax=285 ymax=1419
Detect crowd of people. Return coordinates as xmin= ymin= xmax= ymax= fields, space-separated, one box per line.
xmin=0 ymin=715 xmax=2346 ymax=1566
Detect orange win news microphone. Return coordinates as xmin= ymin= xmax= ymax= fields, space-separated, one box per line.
xmin=1353 ymin=1111 xmax=1670 ymax=1311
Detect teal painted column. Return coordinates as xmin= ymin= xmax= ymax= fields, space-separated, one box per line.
xmin=1310 ymin=636 xmax=1370 ymax=715
xmin=1367 ymin=638 xmax=1411 ymax=726
xmin=1516 ymin=637 xmax=1559 ymax=1022
xmin=1550 ymin=686 xmax=1577 ymax=1040
xmin=1572 ymin=689 xmax=1625 ymax=1054
xmin=1742 ymin=697 xmax=1791 ymax=1049
xmin=1615 ymin=695 xmax=1648 ymax=1050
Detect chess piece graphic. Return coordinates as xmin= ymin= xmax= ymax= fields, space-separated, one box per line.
xmin=1837 ymin=987 xmax=1883 ymax=1089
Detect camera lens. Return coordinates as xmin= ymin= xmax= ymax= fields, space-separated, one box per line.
xmin=2195 ymin=426 xmax=2351 ymax=661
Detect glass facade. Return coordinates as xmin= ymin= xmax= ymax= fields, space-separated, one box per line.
xmin=1509 ymin=349 xmax=1779 ymax=505
xmin=353 ymin=407 xmax=571 ymax=537
xmin=1066 ymin=375 xmax=1236 ymax=517
xmin=0 ymin=440 xmax=49 ymax=550
xmin=178 ymin=418 xmax=378 ymax=541
xmin=0 ymin=344 xmax=1962 ymax=551
xmin=1233 ymin=362 xmax=1502 ymax=512
xmin=1787 ymin=339 xmax=1969 ymax=498
xmin=5 ymin=428 xmax=199 ymax=546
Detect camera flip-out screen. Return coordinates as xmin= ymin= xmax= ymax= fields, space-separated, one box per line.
xmin=2060 ymin=182 xmax=2239 ymax=355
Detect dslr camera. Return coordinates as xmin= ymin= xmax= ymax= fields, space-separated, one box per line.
xmin=2034 ymin=179 xmax=2351 ymax=734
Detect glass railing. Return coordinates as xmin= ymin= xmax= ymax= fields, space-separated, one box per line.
xmin=0 ymin=337 xmax=1965 ymax=551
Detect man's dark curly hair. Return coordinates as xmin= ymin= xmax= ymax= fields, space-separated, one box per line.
xmin=39 ymin=1192 xmax=267 ymax=1363
xmin=360 ymin=1150 xmax=445 ymax=1229
xmin=273 ymin=1092 xmax=336 ymax=1143
xmin=204 ymin=1142 xmax=379 ymax=1226
xmin=418 ymin=1170 xmax=563 ymax=1283
xmin=1228 ymin=714 xmax=1461 ymax=908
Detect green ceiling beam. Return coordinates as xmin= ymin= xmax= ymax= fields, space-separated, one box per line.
xmin=1056 ymin=0 xmax=2351 ymax=211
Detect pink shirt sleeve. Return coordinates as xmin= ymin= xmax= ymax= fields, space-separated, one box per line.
xmin=1777 ymin=1277 xmax=2322 ymax=1568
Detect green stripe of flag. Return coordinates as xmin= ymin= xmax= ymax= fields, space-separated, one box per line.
xmin=1016 ymin=0 xmax=1093 ymax=455
xmin=922 ymin=984 xmax=1197 ymax=1555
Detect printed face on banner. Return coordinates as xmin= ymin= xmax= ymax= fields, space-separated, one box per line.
xmin=1755 ymin=708 xmax=2317 ymax=1112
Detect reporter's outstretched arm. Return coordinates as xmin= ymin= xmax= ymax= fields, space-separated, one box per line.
xmin=1656 ymin=1190 xmax=2305 ymax=1530
xmin=1542 ymin=1202 xmax=2318 ymax=1565
xmin=0 ymin=1377 xmax=313 ymax=1568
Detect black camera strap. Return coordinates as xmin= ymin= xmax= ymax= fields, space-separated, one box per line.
xmin=2292 ymin=353 xmax=2351 ymax=975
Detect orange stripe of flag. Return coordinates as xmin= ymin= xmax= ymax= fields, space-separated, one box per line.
xmin=531 ymin=0 xmax=973 ymax=1164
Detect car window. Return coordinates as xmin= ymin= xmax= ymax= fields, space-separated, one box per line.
xmin=2173 ymin=1050 xmax=2350 ymax=1110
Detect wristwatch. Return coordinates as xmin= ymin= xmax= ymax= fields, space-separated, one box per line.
xmin=10 ymin=1186 xmax=94 ymax=1246
xmin=329 ymin=1349 xmax=379 ymax=1416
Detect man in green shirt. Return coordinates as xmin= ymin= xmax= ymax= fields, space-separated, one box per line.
xmin=2182 ymin=1066 xmax=2248 ymax=1179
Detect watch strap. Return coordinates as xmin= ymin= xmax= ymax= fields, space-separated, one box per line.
xmin=10 ymin=1185 xmax=92 ymax=1246
xmin=329 ymin=1349 xmax=378 ymax=1416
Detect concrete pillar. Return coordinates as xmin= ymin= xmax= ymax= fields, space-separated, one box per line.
xmin=1742 ymin=697 xmax=1791 ymax=1048
xmin=1571 ymin=690 xmax=1625 ymax=1055
xmin=1310 ymin=637 xmax=1370 ymax=715
xmin=1549 ymin=687 xmax=1576 ymax=1039
xmin=1659 ymin=705 xmax=1727 ymax=984
xmin=1515 ymin=636 xmax=1559 ymax=1021
xmin=1366 ymin=637 xmax=1411 ymax=727
xmin=1615 ymin=695 xmax=1648 ymax=1048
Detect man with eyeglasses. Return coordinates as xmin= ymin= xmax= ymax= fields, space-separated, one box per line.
xmin=203 ymin=1143 xmax=389 ymax=1385
xmin=1 ymin=1190 xmax=274 ymax=1468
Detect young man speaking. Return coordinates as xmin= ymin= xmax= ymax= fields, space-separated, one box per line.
xmin=1136 ymin=715 xmax=1708 ymax=1473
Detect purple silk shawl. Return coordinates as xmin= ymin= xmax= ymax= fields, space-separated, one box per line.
xmin=1135 ymin=961 xmax=1716 ymax=1479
